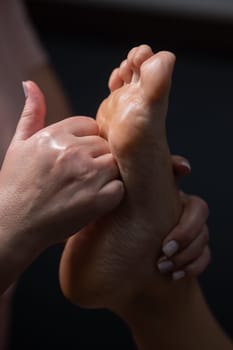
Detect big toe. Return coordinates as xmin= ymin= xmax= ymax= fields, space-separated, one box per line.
xmin=140 ymin=51 xmax=176 ymax=103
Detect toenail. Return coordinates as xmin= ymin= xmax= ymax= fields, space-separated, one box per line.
xmin=172 ymin=270 xmax=185 ymax=281
xmin=158 ymin=260 xmax=174 ymax=274
xmin=162 ymin=240 xmax=179 ymax=257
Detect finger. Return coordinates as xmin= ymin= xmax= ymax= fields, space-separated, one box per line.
xmin=94 ymin=153 xmax=121 ymax=187
xmin=52 ymin=116 xmax=99 ymax=137
xmin=172 ymin=155 xmax=191 ymax=178
xmin=184 ymin=246 xmax=211 ymax=276
xmin=172 ymin=246 xmax=211 ymax=280
xmin=80 ymin=135 xmax=111 ymax=158
xmin=14 ymin=81 xmax=46 ymax=141
xmin=171 ymin=225 xmax=209 ymax=269
xmin=162 ymin=196 xmax=209 ymax=257
xmin=95 ymin=180 xmax=125 ymax=214
xmin=157 ymin=257 xmax=175 ymax=275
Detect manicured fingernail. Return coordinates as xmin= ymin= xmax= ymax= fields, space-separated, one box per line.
xmin=22 ymin=81 xmax=28 ymax=98
xmin=172 ymin=270 xmax=185 ymax=281
xmin=181 ymin=160 xmax=191 ymax=172
xmin=158 ymin=260 xmax=174 ymax=274
xmin=162 ymin=240 xmax=179 ymax=257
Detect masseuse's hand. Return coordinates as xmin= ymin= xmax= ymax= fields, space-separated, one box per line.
xmin=0 ymin=81 xmax=124 ymax=245
xmin=0 ymin=81 xmax=124 ymax=294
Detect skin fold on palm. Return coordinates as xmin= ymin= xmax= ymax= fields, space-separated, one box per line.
xmin=59 ymin=45 xmax=183 ymax=312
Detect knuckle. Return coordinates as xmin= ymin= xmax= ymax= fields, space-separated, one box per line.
xmin=57 ymin=145 xmax=76 ymax=163
xmin=175 ymin=226 xmax=194 ymax=246
xmin=189 ymin=195 xmax=208 ymax=213
xmin=58 ymin=146 xmax=94 ymax=178
xmin=173 ymin=249 xmax=195 ymax=268
xmin=66 ymin=145 xmax=86 ymax=161
xmin=34 ymin=130 xmax=57 ymax=163
xmin=185 ymin=247 xmax=211 ymax=276
xmin=77 ymin=116 xmax=97 ymax=126
xmin=36 ymin=130 xmax=53 ymax=146
xmin=188 ymin=195 xmax=201 ymax=209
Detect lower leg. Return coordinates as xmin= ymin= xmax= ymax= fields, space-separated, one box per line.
xmin=122 ymin=280 xmax=232 ymax=350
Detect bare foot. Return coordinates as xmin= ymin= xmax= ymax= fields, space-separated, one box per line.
xmin=59 ymin=45 xmax=182 ymax=310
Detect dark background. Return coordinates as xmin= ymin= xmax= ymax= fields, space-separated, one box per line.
xmin=9 ymin=2 xmax=233 ymax=349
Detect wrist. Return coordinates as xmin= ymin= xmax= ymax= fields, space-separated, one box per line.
xmin=0 ymin=221 xmax=48 ymax=295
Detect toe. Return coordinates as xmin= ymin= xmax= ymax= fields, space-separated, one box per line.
xmin=131 ymin=44 xmax=154 ymax=69
xmin=108 ymin=68 xmax=124 ymax=92
xmin=119 ymin=59 xmax=133 ymax=84
xmin=127 ymin=45 xmax=154 ymax=82
xmin=127 ymin=46 xmax=139 ymax=63
xmin=140 ymin=51 xmax=176 ymax=102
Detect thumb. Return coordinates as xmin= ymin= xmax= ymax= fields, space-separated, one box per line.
xmin=13 ymin=81 xmax=47 ymax=141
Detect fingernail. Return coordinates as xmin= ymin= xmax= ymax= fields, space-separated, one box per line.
xmin=181 ymin=160 xmax=191 ymax=172
xmin=158 ymin=260 xmax=174 ymax=274
xmin=172 ymin=270 xmax=185 ymax=281
xmin=162 ymin=240 xmax=179 ymax=257
xmin=22 ymin=81 xmax=28 ymax=98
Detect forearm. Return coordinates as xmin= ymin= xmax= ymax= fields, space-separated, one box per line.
xmin=121 ymin=279 xmax=233 ymax=350
xmin=0 ymin=226 xmax=46 ymax=296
